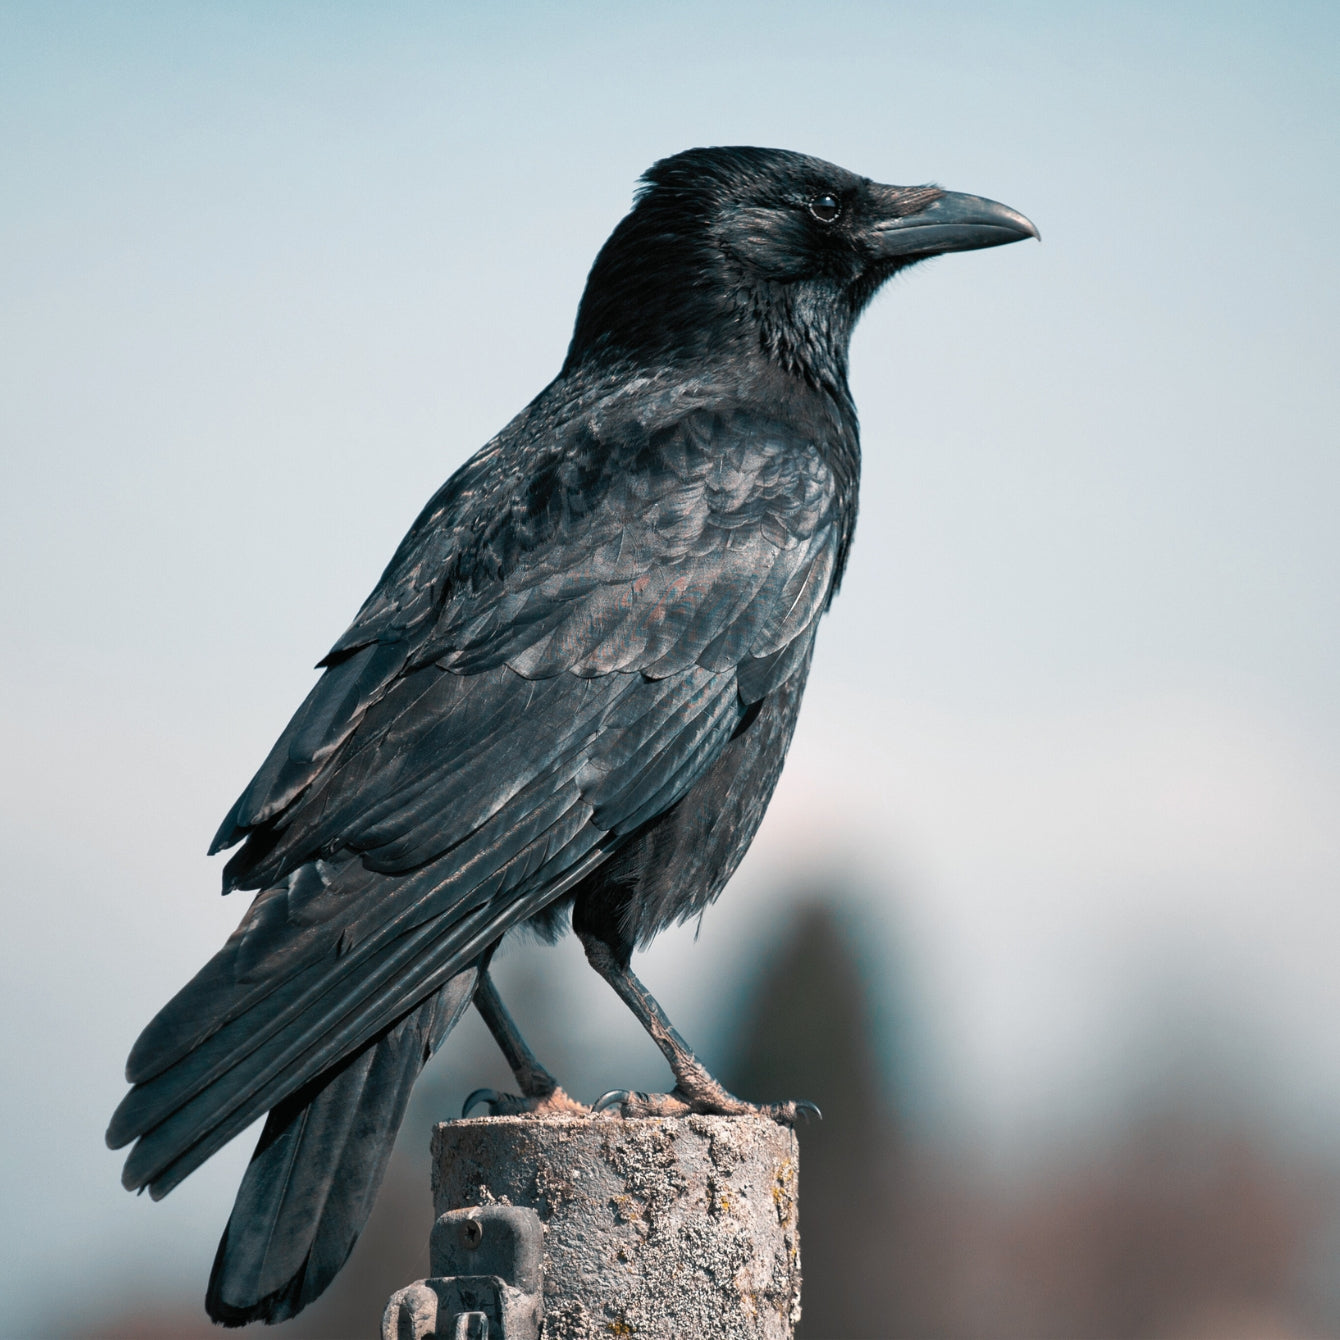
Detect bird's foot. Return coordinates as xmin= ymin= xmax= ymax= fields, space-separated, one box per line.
xmin=461 ymin=1085 xmax=589 ymax=1118
xmin=592 ymin=1084 xmax=820 ymax=1127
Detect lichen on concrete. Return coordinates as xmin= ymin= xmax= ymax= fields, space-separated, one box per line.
xmin=432 ymin=1113 xmax=802 ymax=1340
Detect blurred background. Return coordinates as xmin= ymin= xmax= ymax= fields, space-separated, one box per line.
xmin=2 ymin=2 xmax=1337 ymax=1336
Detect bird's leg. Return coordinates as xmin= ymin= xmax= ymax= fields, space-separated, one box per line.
xmin=462 ymin=970 xmax=587 ymax=1116
xmin=475 ymin=972 xmax=560 ymax=1100
xmin=580 ymin=932 xmax=818 ymax=1126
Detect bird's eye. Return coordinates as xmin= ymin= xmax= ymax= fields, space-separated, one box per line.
xmin=808 ymin=193 xmax=841 ymax=223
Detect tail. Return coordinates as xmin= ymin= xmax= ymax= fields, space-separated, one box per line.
xmin=204 ymin=968 xmax=477 ymax=1326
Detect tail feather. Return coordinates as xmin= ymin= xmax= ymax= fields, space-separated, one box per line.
xmin=204 ymin=967 xmax=477 ymax=1327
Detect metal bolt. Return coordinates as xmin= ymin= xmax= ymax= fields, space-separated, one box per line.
xmin=461 ymin=1216 xmax=484 ymax=1249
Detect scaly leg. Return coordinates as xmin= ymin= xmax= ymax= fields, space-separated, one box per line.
xmin=462 ymin=969 xmax=587 ymax=1116
xmin=580 ymin=932 xmax=819 ymax=1125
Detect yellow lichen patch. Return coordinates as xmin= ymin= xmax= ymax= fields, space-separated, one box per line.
xmin=609 ymin=1193 xmax=641 ymax=1224
xmin=606 ymin=1317 xmax=635 ymax=1336
xmin=772 ymin=1157 xmax=797 ymax=1226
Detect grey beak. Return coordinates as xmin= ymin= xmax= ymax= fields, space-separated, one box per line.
xmin=869 ymin=189 xmax=1039 ymax=261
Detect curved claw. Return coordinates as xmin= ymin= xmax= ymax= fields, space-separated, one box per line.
xmin=793 ymin=1099 xmax=823 ymax=1124
xmin=462 ymin=1087 xmax=502 ymax=1118
xmin=592 ymin=1089 xmax=633 ymax=1113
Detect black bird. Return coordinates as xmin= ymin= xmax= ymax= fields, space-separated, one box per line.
xmin=107 ymin=146 xmax=1036 ymax=1325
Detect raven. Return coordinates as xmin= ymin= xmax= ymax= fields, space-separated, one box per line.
xmin=108 ymin=146 xmax=1035 ymax=1325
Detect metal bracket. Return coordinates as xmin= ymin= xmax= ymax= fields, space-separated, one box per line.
xmin=382 ymin=1205 xmax=544 ymax=1340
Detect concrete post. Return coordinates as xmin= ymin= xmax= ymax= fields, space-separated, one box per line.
xmin=385 ymin=1112 xmax=801 ymax=1340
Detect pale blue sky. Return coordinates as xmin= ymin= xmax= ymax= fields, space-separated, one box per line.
xmin=1 ymin=2 xmax=1337 ymax=1329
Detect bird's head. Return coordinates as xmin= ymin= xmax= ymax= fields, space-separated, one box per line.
xmin=564 ymin=146 xmax=1037 ymax=396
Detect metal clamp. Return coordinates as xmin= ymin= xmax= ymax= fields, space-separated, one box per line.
xmin=382 ymin=1205 xmax=544 ymax=1340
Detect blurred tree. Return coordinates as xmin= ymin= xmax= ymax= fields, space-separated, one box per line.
xmin=725 ymin=897 xmax=950 ymax=1339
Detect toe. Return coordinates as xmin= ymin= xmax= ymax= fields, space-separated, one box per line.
xmin=624 ymin=1091 xmax=691 ymax=1118
xmin=461 ymin=1088 xmax=539 ymax=1117
xmin=529 ymin=1085 xmax=590 ymax=1116
xmin=462 ymin=1087 xmax=503 ymax=1117
xmin=593 ymin=1090 xmax=693 ymax=1118
xmin=765 ymin=1099 xmax=823 ymax=1126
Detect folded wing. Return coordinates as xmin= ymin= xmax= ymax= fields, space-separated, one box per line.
xmin=109 ymin=400 xmax=843 ymax=1196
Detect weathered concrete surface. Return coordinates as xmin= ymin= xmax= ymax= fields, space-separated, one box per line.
xmin=432 ymin=1113 xmax=801 ymax=1340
